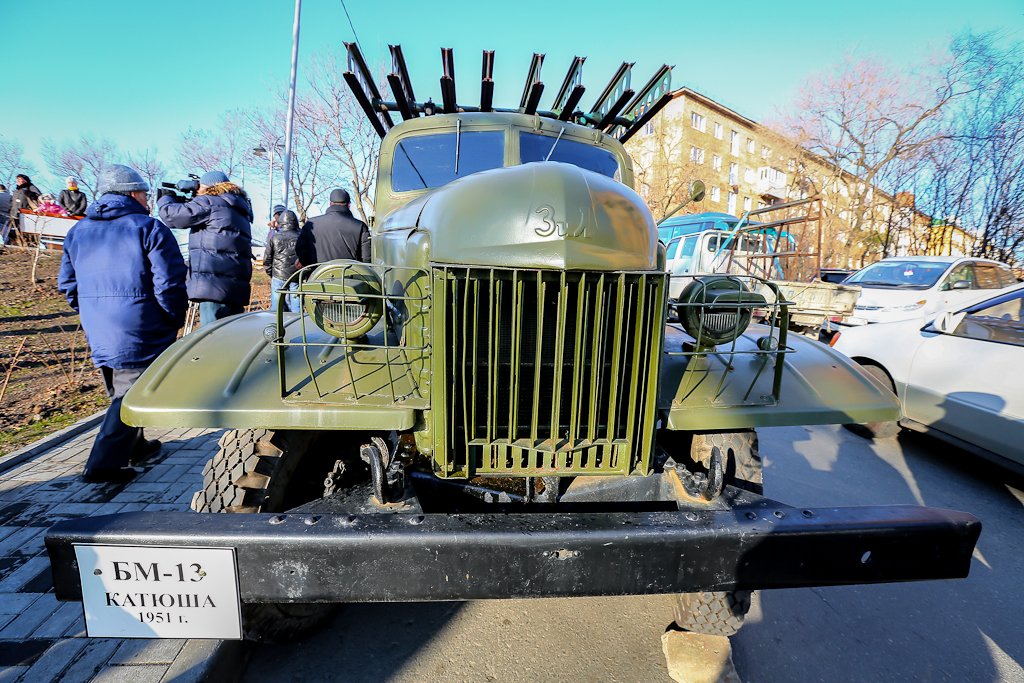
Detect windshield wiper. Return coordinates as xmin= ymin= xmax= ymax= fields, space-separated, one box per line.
xmin=545 ymin=127 xmax=566 ymax=161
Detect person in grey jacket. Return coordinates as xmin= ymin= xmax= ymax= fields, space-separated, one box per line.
xmin=58 ymin=176 xmax=88 ymax=217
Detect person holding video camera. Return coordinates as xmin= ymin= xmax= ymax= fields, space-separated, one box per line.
xmin=157 ymin=170 xmax=253 ymax=327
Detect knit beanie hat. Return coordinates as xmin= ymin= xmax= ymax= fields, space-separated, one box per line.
xmin=66 ymin=176 xmax=78 ymax=189
xmin=329 ymin=188 xmax=350 ymax=204
xmin=200 ymin=171 xmax=229 ymax=186
xmin=97 ymin=165 xmax=149 ymax=194
xmin=271 ymin=204 xmax=287 ymax=217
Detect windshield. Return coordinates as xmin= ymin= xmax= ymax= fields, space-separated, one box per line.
xmin=519 ymin=132 xmax=620 ymax=178
xmin=845 ymin=260 xmax=952 ymax=289
xmin=392 ymin=131 xmax=505 ymax=192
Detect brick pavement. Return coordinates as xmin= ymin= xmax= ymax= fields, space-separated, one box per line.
xmin=0 ymin=424 xmax=227 ymax=682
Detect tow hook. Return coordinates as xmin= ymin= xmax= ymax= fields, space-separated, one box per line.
xmin=360 ymin=436 xmax=405 ymax=505
xmin=675 ymin=447 xmax=725 ymax=502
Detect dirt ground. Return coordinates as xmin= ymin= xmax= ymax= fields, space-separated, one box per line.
xmin=0 ymin=245 xmax=271 ymax=457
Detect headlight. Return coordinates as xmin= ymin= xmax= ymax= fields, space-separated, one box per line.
xmin=881 ymin=300 xmax=926 ymax=312
xmin=676 ymin=276 xmax=767 ymax=348
xmin=299 ymin=262 xmax=383 ymax=339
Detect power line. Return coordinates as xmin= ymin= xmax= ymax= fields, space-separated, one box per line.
xmin=338 ymin=0 xmax=364 ymax=57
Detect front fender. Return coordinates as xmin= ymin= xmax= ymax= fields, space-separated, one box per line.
xmin=658 ymin=323 xmax=900 ymax=431
xmin=121 ymin=311 xmax=426 ymax=431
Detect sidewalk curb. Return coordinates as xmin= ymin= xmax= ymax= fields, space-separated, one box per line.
xmin=0 ymin=410 xmax=105 ymax=475
xmin=159 ymin=639 xmax=254 ymax=683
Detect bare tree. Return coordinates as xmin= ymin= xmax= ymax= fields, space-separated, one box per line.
xmin=0 ymin=135 xmax=36 ymax=188
xmin=624 ymin=112 xmax=708 ymax=220
xmin=917 ymin=31 xmax=1024 ymax=266
xmin=301 ymin=49 xmax=386 ymax=223
xmin=124 ymin=148 xmax=168 ymax=211
xmin=174 ymin=110 xmax=249 ymax=179
xmin=40 ymin=135 xmax=119 ymax=199
xmin=773 ymin=52 xmax=967 ymax=266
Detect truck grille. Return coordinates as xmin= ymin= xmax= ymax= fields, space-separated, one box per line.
xmin=432 ymin=267 xmax=665 ymax=477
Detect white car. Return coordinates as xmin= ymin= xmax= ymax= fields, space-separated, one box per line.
xmin=841 ymin=256 xmax=1017 ymax=325
xmin=830 ymin=283 xmax=1024 ymax=472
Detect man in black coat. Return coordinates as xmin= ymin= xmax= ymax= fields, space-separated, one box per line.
xmin=296 ymin=188 xmax=370 ymax=266
xmin=263 ymin=210 xmax=301 ymax=312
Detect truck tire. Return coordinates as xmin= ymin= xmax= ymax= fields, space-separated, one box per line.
xmin=671 ymin=590 xmax=752 ymax=637
xmin=191 ymin=428 xmax=337 ymax=642
xmin=844 ymin=364 xmax=901 ymax=439
xmin=672 ymin=430 xmax=761 ymax=636
xmin=689 ymin=429 xmax=763 ymax=495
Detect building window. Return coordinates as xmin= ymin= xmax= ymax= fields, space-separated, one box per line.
xmin=743 ymin=167 xmax=754 ymax=184
xmin=709 ymin=186 xmax=720 ymax=203
xmin=743 ymin=196 xmax=752 ymax=212
xmin=691 ymin=112 xmax=706 ymax=133
xmin=714 ymin=122 xmax=723 ymax=140
xmin=643 ymin=122 xmax=655 ymax=136
xmin=746 ymin=138 xmax=755 ymax=154
xmin=727 ymin=192 xmax=737 ymax=214
xmin=757 ymin=201 xmax=767 ymax=210
xmin=690 ymin=146 xmax=705 ymax=164
xmin=730 ymin=130 xmax=739 ymax=155
xmin=712 ymin=154 xmax=722 ymax=171
xmin=761 ymin=145 xmax=771 ymax=159
xmin=729 ymin=163 xmax=738 ymax=186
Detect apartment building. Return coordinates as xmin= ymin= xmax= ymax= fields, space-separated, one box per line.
xmin=625 ymin=87 xmax=960 ymax=268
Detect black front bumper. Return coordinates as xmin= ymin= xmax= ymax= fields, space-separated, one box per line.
xmin=46 ymin=501 xmax=980 ymax=603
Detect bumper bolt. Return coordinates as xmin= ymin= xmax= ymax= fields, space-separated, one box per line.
xmin=684 ymin=512 xmax=698 ymax=521
xmin=802 ymin=510 xmax=814 ymax=518
xmin=745 ymin=511 xmax=758 ymax=520
xmin=409 ymin=515 xmax=425 ymax=525
xmin=269 ymin=515 xmax=285 ymax=525
xmin=774 ymin=510 xmax=786 ymax=519
xmin=304 ymin=516 xmax=321 ymax=526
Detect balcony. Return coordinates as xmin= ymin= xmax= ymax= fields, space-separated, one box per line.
xmin=757 ymin=167 xmax=787 ymax=201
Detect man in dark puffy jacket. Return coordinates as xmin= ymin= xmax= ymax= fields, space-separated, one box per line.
xmin=158 ymin=170 xmax=253 ymax=327
xmin=263 ymin=210 xmax=301 ymax=312
xmin=58 ymin=176 xmax=88 ymax=217
xmin=296 ymin=188 xmax=370 ymax=266
xmin=58 ymin=165 xmax=187 ymax=483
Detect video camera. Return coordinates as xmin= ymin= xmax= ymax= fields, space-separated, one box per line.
xmin=158 ymin=173 xmax=201 ymax=200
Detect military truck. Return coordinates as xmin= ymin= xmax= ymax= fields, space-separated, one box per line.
xmin=46 ymin=45 xmax=979 ymax=645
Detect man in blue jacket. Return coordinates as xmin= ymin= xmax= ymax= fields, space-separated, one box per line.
xmin=59 ymin=165 xmax=187 ymax=483
xmin=158 ymin=170 xmax=253 ymax=327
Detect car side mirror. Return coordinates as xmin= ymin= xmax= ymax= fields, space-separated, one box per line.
xmin=931 ymin=310 xmax=966 ymax=334
xmin=951 ymin=280 xmax=971 ymax=290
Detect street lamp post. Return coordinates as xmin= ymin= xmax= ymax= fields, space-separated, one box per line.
xmin=253 ymin=144 xmax=284 ymax=222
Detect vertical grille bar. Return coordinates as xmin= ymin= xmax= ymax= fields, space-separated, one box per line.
xmin=568 ymin=279 xmax=588 ymax=446
xmin=623 ymin=276 xmax=647 ymax=452
xmin=605 ymin=273 xmax=626 ymax=441
xmin=530 ymin=272 xmax=545 ymax=444
xmin=469 ymin=278 xmax=480 ymax=444
xmin=586 ymin=274 xmax=606 ymax=442
xmin=550 ymin=270 xmax=568 ymax=452
xmin=486 ymin=269 xmax=497 ymax=446
xmin=509 ymin=272 xmax=522 ymax=443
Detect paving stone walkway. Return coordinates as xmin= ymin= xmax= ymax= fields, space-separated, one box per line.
xmin=0 ymin=424 xmax=226 ymax=683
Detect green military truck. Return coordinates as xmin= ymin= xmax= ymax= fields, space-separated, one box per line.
xmin=46 ymin=45 xmax=979 ymax=644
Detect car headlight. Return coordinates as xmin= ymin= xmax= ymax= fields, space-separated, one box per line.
xmin=299 ymin=262 xmax=383 ymax=339
xmin=881 ymin=300 xmax=926 ymax=312
xmin=675 ymin=276 xmax=767 ymax=348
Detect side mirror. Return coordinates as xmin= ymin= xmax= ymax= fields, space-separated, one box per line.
xmin=951 ymin=280 xmax=971 ymax=290
xmin=689 ymin=179 xmax=706 ymax=203
xmin=932 ymin=310 xmax=966 ymax=333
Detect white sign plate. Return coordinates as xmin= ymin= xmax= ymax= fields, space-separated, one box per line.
xmin=74 ymin=544 xmax=242 ymax=639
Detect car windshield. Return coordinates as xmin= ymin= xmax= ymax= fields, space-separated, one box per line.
xmin=519 ymin=132 xmax=620 ymax=179
xmin=845 ymin=260 xmax=952 ymax=289
xmin=392 ymin=131 xmax=505 ymax=192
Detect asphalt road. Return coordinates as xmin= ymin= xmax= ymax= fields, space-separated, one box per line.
xmin=241 ymin=424 xmax=1024 ymax=683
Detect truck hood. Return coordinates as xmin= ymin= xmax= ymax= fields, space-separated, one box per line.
xmin=381 ymin=162 xmax=658 ymax=271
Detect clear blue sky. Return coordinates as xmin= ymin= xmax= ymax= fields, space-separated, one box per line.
xmin=3 ymin=0 xmax=1021 ymax=222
